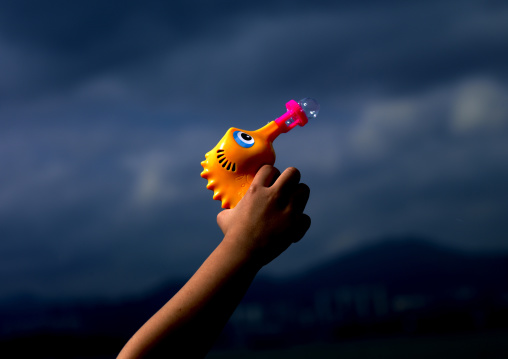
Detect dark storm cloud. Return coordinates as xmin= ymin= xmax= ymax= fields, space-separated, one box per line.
xmin=1 ymin=0 xmax=507 ymax=299
xmin=0 ymin=124 xmax=223 ymax=299
xmin=3 ymin=0 xmax=507 ymax=109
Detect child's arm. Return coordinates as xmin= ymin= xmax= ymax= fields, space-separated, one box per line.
xmin=117 ymin=165 xmax=311 ymax=358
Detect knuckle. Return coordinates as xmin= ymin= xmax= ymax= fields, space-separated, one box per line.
xmin=248 ymin=182 xmax=261 ymax=193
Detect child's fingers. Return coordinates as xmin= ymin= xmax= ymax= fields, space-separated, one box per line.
xmin=292 ymin=214 xmax=311 ymax=243
xmin=272 ymin=167 xmax=301 ymax=204
xmin=273 ymin=167 xmax=301 ymax=189
xmin=290 ymin=183 xmax=310 ymax=214
xmin=252 ymin=165 xmax=280 ymax=188
xmin=268 ymin=167 xmax=281 ymax=186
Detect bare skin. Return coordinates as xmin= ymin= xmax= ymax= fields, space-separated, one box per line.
xmin=117 ymin=165 xmax=311 ymax=358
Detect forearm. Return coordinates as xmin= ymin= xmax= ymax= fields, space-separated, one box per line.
xmin=118 ymin=237 xmax=261 ymax=359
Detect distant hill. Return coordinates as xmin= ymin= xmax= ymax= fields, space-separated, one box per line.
xmin=226 ymin=237 xmax=508 ymax=348
xmin=1 ymin=236 xmax=507 ymax=357
xmin=290 ymin=237 xmax=507 ymax=292
xmin=240 ymin=237 xmax=508 ymax=302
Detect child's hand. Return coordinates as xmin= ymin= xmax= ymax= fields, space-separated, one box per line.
xmin=217 ymin=165 xmax=311 ymax=267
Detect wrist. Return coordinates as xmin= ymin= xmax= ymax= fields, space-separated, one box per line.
xmin=220 ymin=233 xmax=264 ymax=273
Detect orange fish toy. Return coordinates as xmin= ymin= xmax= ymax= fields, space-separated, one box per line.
xmin=201 ymin=98 xmax=319 ymax=209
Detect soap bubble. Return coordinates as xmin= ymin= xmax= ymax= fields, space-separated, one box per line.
xmin=298 ymin=98 xmax=320 ymax=119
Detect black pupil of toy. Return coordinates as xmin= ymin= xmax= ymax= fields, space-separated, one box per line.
xmin=241 ymin=133 xmax=252 ymax=141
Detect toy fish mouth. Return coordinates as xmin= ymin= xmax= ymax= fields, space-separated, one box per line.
xmin=216 ymin=149 xmax=237 ymax=172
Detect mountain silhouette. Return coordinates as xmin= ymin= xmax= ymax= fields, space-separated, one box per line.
xmin=1 ymin=236 xmax=507 ymax=357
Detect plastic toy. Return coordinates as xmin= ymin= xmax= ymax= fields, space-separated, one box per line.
xmin=200 ymin=98 xmax=319 ymax=209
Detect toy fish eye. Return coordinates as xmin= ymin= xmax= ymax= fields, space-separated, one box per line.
xmin=233 ymin=131 xmax=255 ymax=148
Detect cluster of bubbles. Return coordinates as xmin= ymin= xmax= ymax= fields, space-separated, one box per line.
xmin=298 ymin=98 xmax=320 ymax=119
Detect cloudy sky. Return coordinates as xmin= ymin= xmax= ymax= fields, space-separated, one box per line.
xmin=1 ymin=0 xmax=507 ymax=301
